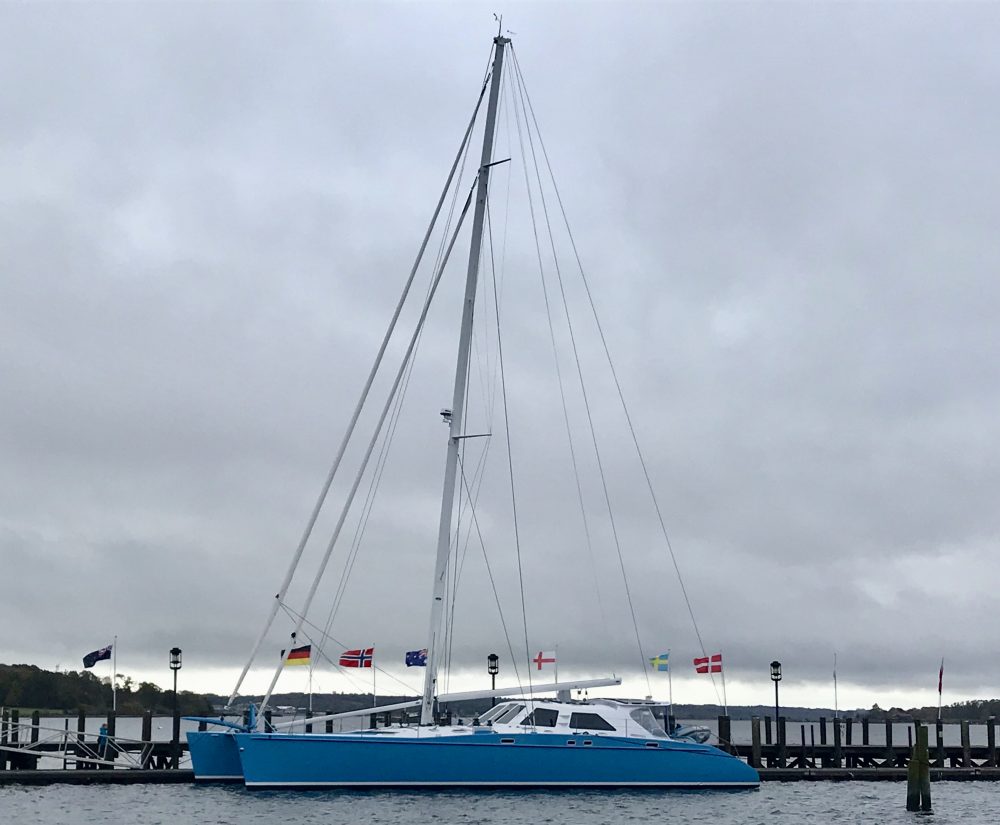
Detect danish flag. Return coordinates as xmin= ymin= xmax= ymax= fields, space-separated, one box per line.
xmin=693 ymin=653 xmax=723 ymax=674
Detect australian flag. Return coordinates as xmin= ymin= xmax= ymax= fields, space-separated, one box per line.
xmin=83 ymin=644 xmax=112 ymax=669
xmin=405 ymin=648 xmax=428 ymax=667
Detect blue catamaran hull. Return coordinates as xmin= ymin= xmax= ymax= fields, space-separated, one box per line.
xmin=234 ymin=730 xmax=760 ymax=789
xmin=187 ymin=730 xmax=243 ymax=782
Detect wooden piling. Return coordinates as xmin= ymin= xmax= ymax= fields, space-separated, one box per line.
xmin=764 ymin=715 xmax=772 ymax=745
xmin=750 ymin=717 xmax=762 ymax=768
xmin=936 ymin=718 xmax=945 ymax=767
xmin=862 ymin=718 xmax=869 ymax=745
xmin=906 ymin=722 xmax=932 ymax=811
xmin=325 ymin=718 xmax=333 ymax=733
xmin=845 ymin=716 xmax=853 ymax=746
xmin=961 ymin=720 xmax=971 ymax=768
xmin=0 ymin=708 xmax=8 ymax=771
xmin=800 ymin=724 xmax=807 ymax=769
xmin=819 ymin=716 xmax=827 ymax=746
xmin=884 ymin=721 xmax=893 ymax=765
xmin=305 ymin=711 xmax=313 ymax=734
xmin=833 ymin=717 xmax=843 ymax=767
xmin=777 ymin=716 xmax=787 ymax=768
xmin=988 ymin=716 xmax=997 ymax=768
xmin=141 ymin=711 xmax=153 ymax=769
xmin=171 ymin=709 xmax=181 ymax=770
xmin=11 ymin=710 xmax=19 ymax=746
xmin=31 ymin=711 xmax=40 ymax=745
xmin=103 ymin=711 xmax=116 ymax=769
xmin=718 ymin=715 xmax=732 ymax=754
xmin=76 ymin=710 xmax=86 ymax=770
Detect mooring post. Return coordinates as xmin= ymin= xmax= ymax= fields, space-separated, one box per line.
xmin=104 ymin=710 xmax=116 ymax=769
xmin=809 ymin=724 xmax=816 ymax=766
xmin=862 ymin=717 xmax=869 ymax=745
xmin=141 ymin=711 xmax=153 ymax=769
xmin=907 ymin=722 xmax=920 ymax=811
xmin=718 ymin=715 xmax=732 ymax=754
xmin=800 ymin=724 xmax=807 ymax=769
xmin=833 ymin=716 xmax=843 ymax=767
xmin=918 ymin=724 xmax=932 ymax=811
xmin=987 ymin=716 xmax=997 ymax=768
xmin=0 ymin=708 xmax=8 ymax=771
xmin=76 ymin=709 xmax=86 ymax=770
xmin=63 ymin=717 xmax=69 ymax=770
xmin=961 ymin=720 xmax=971 ymax=768
xmin=885 ymin=720 xmax=894 ymax=765
xmin=935 ymin=718 xmax=944 ymax=767
xmin=305 ymin=710 xmax=313 ymax=734
xmin=11 ymin=709 xmax=19 ymax=747
xmin=30 ymin=710 xmax=40 ymax=746
xmin=764 ymin=714 xmax=772 ymax=746
xmin=819 ymin=716 xmax=827 ymax=746
xmin=667 ymin=713 xmax=676 ymax=735
xmin=171 ymin=707 xmax=181 ymax=769
xmin=907 ymin=722 xmax=931 ymax=811
xmin=326 ymin=718 xmax=333 ymax=733
xmin=750 ymin=717 xmax=762 ymax=768
xmin=845 ymin=716 xmax=853 ymax=746
xmin=777 ymin=716 xmax=787 ymax=767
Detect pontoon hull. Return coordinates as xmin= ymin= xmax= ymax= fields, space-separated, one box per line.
xmin=234 ymin=730 xmax=760 ymax=789
xmin=187 ymin=730 xmax=243 ymax=782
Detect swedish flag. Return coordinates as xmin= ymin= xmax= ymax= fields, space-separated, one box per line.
xmin=649 ymin=652 xmax=670 ymax=672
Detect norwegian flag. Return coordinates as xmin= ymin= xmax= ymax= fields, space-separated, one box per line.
xmin=693 ymin=653 xmax=723 ymax=674
xmin=339 ymin=647 xmax=374 ymax=668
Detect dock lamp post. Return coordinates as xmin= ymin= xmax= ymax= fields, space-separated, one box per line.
xmin=169 ymin=648 xmax=182 ymax=768
xmin=770 ymin=660 xmax=782 ymax=725
xmin=487 ymin=653 xmax=499 ymax=707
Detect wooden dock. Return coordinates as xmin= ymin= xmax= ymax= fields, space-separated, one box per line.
xmin=3 ymin=709 xmax=1000 ymax=783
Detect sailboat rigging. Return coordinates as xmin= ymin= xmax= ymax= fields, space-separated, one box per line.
xmin=187 ymin=33 xmax=758 ymax=790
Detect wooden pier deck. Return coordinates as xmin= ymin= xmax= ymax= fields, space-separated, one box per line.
xmin=3 ymin=710 xmax=1000 ymax=784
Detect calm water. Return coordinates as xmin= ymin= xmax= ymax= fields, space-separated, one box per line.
xmin=2 ymin=782 xmax=998 ymax=824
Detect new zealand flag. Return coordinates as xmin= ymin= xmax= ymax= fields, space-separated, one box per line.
xmin=83 ymin=644 xmax=112 ymax=669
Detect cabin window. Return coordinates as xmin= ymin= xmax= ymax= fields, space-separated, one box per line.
xmin=568 ymin=712 xmax=616 ymax=732
xmin=520 ymin=708 xmax=559 ymax=727
xmin=494 ymin=704 xmax=525 ymax=725
xmin=629 ymin=707 xmax=668 ymax=738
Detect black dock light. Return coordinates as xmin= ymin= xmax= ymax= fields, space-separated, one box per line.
xmin=770 ymin=660 xmax=782 ymax=724
xmin=487 ymin=653 xmax=499 ymax=707
xmin=170 ymin=647 xmax=182 ymax=768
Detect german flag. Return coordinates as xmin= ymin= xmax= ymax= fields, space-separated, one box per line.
xmin=282 ymin=644 xmax=311 ymax=666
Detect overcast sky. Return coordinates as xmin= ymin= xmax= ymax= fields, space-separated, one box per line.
xmin=3 ymin=1 xmax=999 ymax=713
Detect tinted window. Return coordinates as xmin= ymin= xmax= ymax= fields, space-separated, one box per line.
xmin=569 ymin=712 xmax=616 ymax=731
xmin=520 ymin=708 xmax=559 ymax=727
xmin=495 ymin=704 xmax=525 ymax=724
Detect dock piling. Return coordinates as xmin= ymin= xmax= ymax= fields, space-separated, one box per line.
xmin=906 ymin=722 xmax=932 ymax=811
xmin=988 ymin=716 xmax=996 ymax=768
xmin=750 ymin=717 xmax=762 ymax=768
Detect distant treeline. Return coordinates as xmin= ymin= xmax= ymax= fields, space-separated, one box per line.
xmin=867 ymin=700 xmax=1000 ymax=723
xmin=0 ymin=664 xmax=212 ymax=715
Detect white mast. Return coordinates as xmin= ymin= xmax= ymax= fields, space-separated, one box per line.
xmin=420 ymin=36 xmax=509 ymax=726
